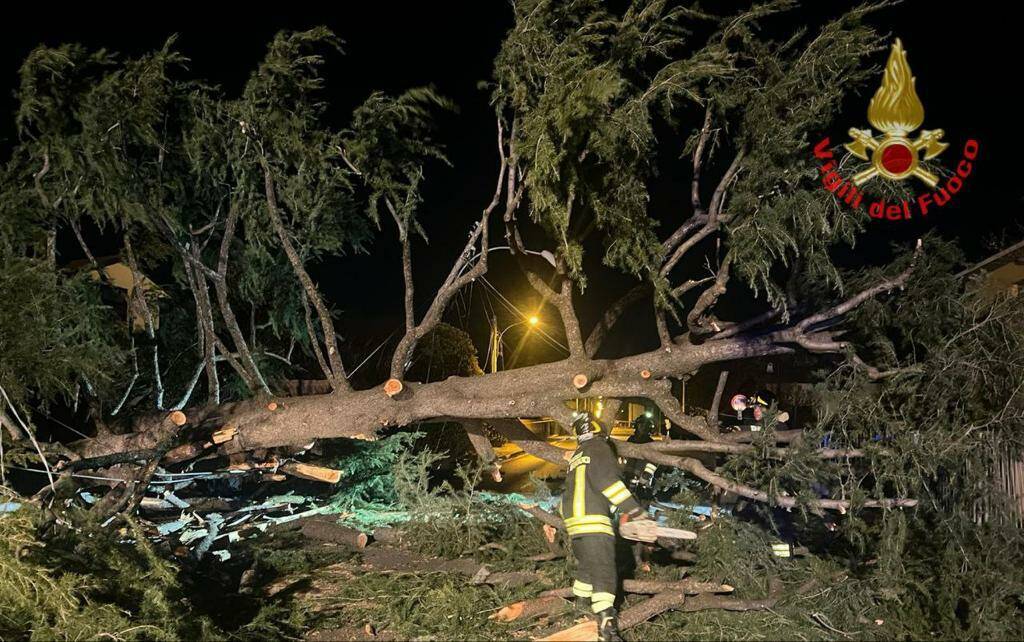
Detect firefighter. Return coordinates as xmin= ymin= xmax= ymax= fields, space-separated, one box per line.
xmin=625 ymin=413 xmax=659 ymax=499
xmin=561 ymin=411 xmax=648 ymax=642
xmin=625 ymin=413 xmax=659 ymax=574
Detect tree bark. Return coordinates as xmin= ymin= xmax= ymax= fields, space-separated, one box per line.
xmin=73 ymin=332 xmax=784 ymax=458
xmin=66 ymin=288 xmax=918 ymax=513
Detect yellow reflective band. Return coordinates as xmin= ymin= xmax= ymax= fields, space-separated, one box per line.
xmin=572 ymin=580 xmax=593 ymax=597
xmin=644 ymin=463 xmax=657 ymax=473
xmin=602 ymin=481 xmax=627 ymax=498
xmin=607 ymin=487 xmax=633 ymax=506
xmin=564 ymin=515 xmax=613 ymax=528
xmin=609 ymin=494 xmax=631 ymax=507
xmin=771 ymin=543 xmax=791 ymax=558
xmin=565 ymin=514 xmax=610 ymax=524
xmin=564 ymin=516 xmax=613 ymax=536
xmin=566 ymin=523 xmax=615 ymax=537
xmin=591 ymin=592 xmax=616 ymax=613
xmin=573 ymin=464 xmax=587 ymax=518
xmin=603 ymin=480 xmax=632 ymax=505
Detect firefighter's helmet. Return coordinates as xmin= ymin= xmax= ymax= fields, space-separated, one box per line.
xmin=631 ymin=413 xmax=655 ymax=439
xmin=572 ymin=411 xmax=600 ymax=438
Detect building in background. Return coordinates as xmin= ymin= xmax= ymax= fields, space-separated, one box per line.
xmin=957 ymin=238 xmax=1024 ymax=297
xmin=959 ymin=239 xmax=1024 ymax=526
xmin=68 ymin=257 xmax=165 ymax=332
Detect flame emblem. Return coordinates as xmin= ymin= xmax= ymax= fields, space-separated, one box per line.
xmin=845 ymin=39 xmax=947 ymax=187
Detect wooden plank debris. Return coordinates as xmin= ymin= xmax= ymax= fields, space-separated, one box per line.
xmin=280 ymin=462 xmax=343 ymax=483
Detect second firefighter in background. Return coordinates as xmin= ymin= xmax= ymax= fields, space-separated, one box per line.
xmin=560 ymin=411 xmax=651 ymax=642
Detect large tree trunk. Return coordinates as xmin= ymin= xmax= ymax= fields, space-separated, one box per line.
xmin=71 ymin=334 xmax=777 ymax=459
xmin=66 ymin=325 xmax=917 ymax=513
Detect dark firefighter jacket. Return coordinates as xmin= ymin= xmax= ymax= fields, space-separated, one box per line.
xmin=626 ymin=431 xmax=658 ymax=487
xmin=560 ymin=434 xmax=641 ymax=537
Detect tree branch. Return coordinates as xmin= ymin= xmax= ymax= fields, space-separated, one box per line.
xmin=707 ymin=370 xmax=729 ymax=429
xmin=687 ymin=252 xmax=734 ymax=336
xmin=794 ymin=240 xmax=922 ymax=334
xmin=661 ymin=149 xmax=745 ymax=278
xmin=184 ymin=244 xmax=223 ymax=402
xmin=642 ymin=381 xmax=718 ymax=441
xmin=123 ymin=235 xmax=165 ymax=409
xmin=585 ymin=283 xmax=650 ymax=357
xmin=712 ymin=308 xmax=783 ymax=340
xmin=261 ymin=159 xmax=348 ymax=390
xmin=691 ymin=105 xmax=714 ymax=212
xmin=208 ymin=204 xmax=270 ymax=394
xmin=634 ymin=448 xmax=916 ymax=511
xmin=489 ymin=418 xmax=566 ymax=465
xmin=299 ymin=291 xmax=334 ymax=383
xmin=389 ymin=118 xmax=516 ymax=378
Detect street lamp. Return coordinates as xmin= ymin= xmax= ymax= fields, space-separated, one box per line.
xmin=490 ymin=314 xmax=539 ymax=373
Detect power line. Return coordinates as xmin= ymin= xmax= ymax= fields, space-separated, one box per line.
xmin=4 ymin=465 xmax=218 ymax=485
xmin=33 ymin=409 xmax=91 ymax=440
xmin=485 ymin=280 xmax=568 ymax=354
xmin=346 ymin=329 xmax=398 ymax=380
xmin=478 ymin=276 xmax=570 ymax=353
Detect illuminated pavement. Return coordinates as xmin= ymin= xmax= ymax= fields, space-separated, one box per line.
xmin=485 ymin=424 xmax=639 ymax=493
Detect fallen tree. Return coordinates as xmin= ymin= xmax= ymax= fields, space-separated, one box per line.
xmin=0 ymin=2 xmax=931 ymax=518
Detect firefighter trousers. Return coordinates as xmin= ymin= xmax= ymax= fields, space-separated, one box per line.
xmin=571 ymin=534 xmax=618 ymax=613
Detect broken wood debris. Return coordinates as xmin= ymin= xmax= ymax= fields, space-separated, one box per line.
xmin=280 ymin=462 xmax=343 ymax=484
xmin=300 ymin=518 xmax=369 ymax=548
xmin=211 ymin=425 xmax=238 ymax=444
xmin=62 ymin=444 xmax=350 ymax=563
xmin=535 ymin=578 xmax=783 ymax=640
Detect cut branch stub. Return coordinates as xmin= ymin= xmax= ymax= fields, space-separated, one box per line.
xmin=640 ymin=369 xmax=652 ymax=380
xmin=267 ymin=402 xmax=278 ymax=411
xmin=383 ymin=378 xmax=404 ymax=397
xmin=572 ymin=373 xmax=589 ymax=390
xmin=168 ymin=411 xmax=187 ymax=426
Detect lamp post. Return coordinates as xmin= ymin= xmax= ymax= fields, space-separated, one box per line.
xmin=489 ymin=314 xmax=539 ymax=373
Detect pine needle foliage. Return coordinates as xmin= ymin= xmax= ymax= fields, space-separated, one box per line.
xmin=0 ymin=258 xmax=125 ymax=407
xmin=0 ymin=491 xmax=218 ymax=640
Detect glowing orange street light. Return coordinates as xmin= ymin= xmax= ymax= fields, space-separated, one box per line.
xmin=491 ymin=313 xmax=540 ymax=372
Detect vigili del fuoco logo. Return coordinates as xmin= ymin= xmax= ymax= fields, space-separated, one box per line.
xmin=812 ymin=39 xmax=979 ymax=221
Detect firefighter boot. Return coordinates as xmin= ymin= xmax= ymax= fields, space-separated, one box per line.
xmin=596 ymin=608 xmax=623 ymax=642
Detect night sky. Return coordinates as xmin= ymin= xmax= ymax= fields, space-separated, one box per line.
xmin=1 ymin=2 xmax=1018 ymax=377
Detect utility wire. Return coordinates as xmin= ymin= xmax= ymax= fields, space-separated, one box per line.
xmin=479 ymin=276 xmax=570 ymax=353
xmin=33 ymin=409 xmax=91 ymax=440
xmin=0 ymin=386 xmax=55 ymax=493
xmin=8 ymin=465 xmax=220 ymax=485
xmin=347 ymin=329 xmax=399 ymax=380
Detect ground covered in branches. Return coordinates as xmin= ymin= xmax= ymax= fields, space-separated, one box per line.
xmin=4 ymin=437 xmax=1022 ymax=641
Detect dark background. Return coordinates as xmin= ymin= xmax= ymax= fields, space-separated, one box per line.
xmin=1 ymin=2 xmax=1018 ymax=376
